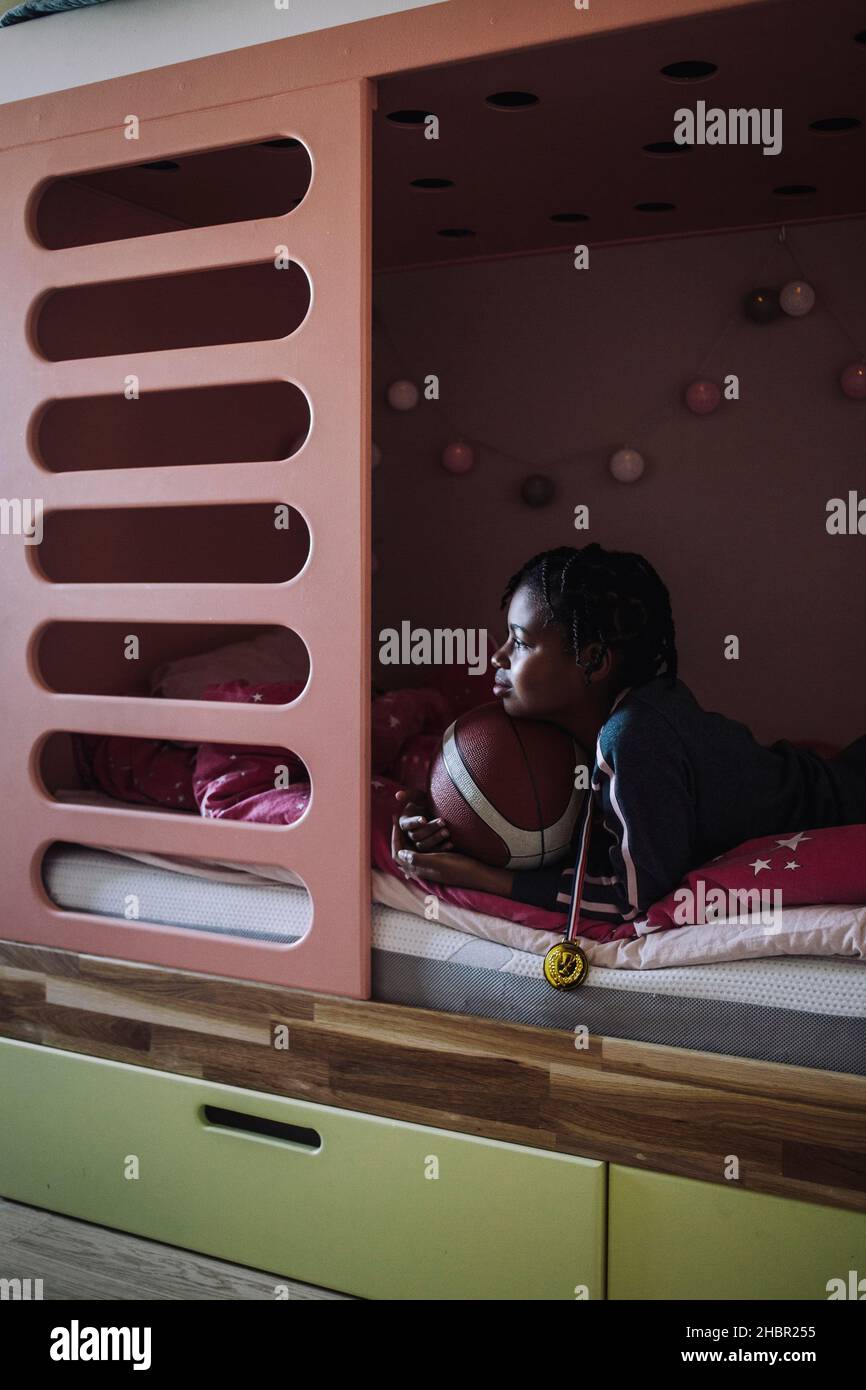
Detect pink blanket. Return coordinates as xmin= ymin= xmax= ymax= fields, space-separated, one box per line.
xmin=74 ymin=684 xmax=865 ymax=945
xmin=73 ymin=680 xmax=568 ymax=935
xmin=192 ymin=681 xmax=309 ymax=824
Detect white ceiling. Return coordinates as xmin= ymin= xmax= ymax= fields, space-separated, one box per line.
xmin=0 ymin=0 xmax=445 ymax=103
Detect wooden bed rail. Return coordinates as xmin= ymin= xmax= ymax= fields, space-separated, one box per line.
xmin=0 ymin=937 xmax=864 ymax=1216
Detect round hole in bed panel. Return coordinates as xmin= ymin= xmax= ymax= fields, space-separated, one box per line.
xmin=32 ymin=261 xmax=312 ymax=362
xmin=385 ymin=109 xmax=432 ymax=125
xmin=33 ymin=381 xmax=311 ymax=473
xmin=34 ymin=503 xmax=310 ymax=584
xmin=659 ymin=60 xmax=718 ymax=81
xmin=484 ymin=91 xmax=540 ymax=109
xmin=643 ymin=140 xmax=690 ymax=156
xmin=808 ymin=116 xmax=862 ymax=134
xmin=34 ymin=624 xmax=310 ymax=702
xmin=31 ymin=138 xmax=312 ymax=250
xmin=39 ymin=841 xmax=313 ymax=945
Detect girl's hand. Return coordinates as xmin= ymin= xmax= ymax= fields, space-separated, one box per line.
xmin=394 ymin=788 xmax=453 ymax=852
xmin=391 ymin=815 xmax=514 ymax=897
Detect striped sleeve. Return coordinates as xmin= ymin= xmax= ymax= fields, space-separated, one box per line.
xmin=579 ymin=709 xmax=697 ymax=923
xmin=509 ymin=853 xmax=577 ymax=912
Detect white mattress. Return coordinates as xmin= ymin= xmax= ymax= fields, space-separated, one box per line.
xmin=42 ymin=842 xmax=866 ymax=1076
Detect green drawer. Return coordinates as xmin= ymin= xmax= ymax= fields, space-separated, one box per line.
xmin=609 ymin=1164 xmax=866 ymax=1300
xmin=0 ymin=1039 xmax=605 ymax=1300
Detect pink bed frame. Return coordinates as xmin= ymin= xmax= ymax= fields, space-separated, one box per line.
xmin=0 ymin=79 xmax=373 ymax=995
xmin=0 ymin=0 xmax=768 ymax=998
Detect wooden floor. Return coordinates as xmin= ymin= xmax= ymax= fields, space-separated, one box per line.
xmin=0 ymin=1197 xmax=353 ymax=1300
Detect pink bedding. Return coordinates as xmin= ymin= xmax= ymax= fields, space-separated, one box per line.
xmin=74 ymin=680 xmax=866 ymax=951
xmin=645 ymin=824 xmax=866 ymax=929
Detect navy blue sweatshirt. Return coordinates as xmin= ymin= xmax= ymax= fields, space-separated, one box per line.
xmin=510 ymin=677 xmax=866 ymax=924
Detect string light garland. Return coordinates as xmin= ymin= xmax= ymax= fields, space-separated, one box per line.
xmin=840 ymin=363 xmax=866 ymax=399
xmin=684 ymin=379 xmax=722 ymax=415
xmin=373 ymin=224 xmax=866 ymax=499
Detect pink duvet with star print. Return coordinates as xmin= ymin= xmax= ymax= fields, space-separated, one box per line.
xmin=641 ymin=824 xmax=866 ymax=931
xmin=72 ymin=732 xmax=199 ymax=810
xmin=190 ymin=679 xmax=453 ymax=822
xmin=73 ymin=685 xmax=866 ymax=939
xmin=191 ymin=680 xmax=310 ymax=822
xmin=72 ymin=680 xmax=461 ymax=821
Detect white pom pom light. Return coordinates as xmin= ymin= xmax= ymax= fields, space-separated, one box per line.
xmin=779 ymin=280 xmax=815 ymax=317
xmin=441 ymin=441 xmax=475 ymax=474
xmin=609 ymin=447 xmax=645 ymax=483
xmin=387 ymin=379 xmax=419 ymax=411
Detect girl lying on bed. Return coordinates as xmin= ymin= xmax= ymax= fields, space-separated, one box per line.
xmin=393 ymin=542 xmax=866 ymax=931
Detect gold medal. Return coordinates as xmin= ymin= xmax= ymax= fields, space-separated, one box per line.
xmin=543 ymin=940 xmax=588 ymax=990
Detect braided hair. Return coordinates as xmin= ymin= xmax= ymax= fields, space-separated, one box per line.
xmin=500 ymin=543 xmax=678 ymax=690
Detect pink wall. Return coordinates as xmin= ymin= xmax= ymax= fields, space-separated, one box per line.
xmin=372 ymin=216 xmax=866 ymax=746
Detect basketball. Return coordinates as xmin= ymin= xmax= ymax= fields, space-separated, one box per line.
xmin=427 ymin=701 xmax=587 ymax=869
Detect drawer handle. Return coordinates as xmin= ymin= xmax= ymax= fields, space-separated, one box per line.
xmin=202 ymin=1105 xmax=321 ymax=1150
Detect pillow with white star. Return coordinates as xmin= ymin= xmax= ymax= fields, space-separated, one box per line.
xmin=644 ymin=825 xmax=866 ymax=930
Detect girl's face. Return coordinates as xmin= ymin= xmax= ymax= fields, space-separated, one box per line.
xmin=491 ymin=583 xmax=596 ymax=721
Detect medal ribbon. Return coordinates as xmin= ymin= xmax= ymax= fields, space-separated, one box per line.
xmin=562 ymin=684 xmax=633 ymax=944
xmin=563 ymin=786 xmax=596 ymax=945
